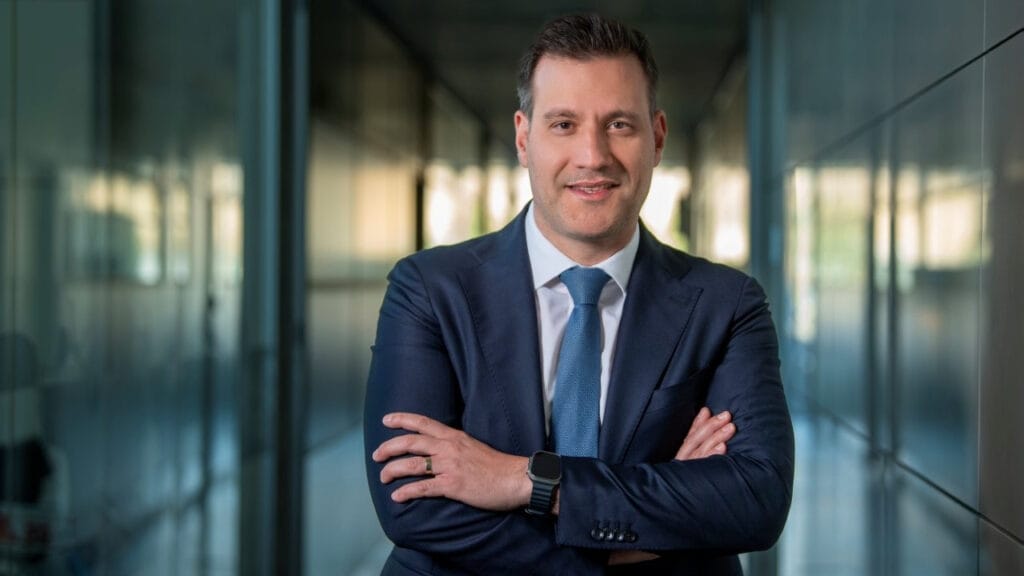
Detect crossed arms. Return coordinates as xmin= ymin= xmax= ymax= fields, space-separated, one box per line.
xmin=363 ymin=257 xmax=794 ymax=573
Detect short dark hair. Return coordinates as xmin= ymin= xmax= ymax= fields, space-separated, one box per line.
xmin=516 ymin=13 xmax=660 ymax=118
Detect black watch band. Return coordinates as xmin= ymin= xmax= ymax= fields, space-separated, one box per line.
xmin=526 ymin=451 xmax=561 ymax=516
xmin=527 ymin=477 xmax=557 ymax=515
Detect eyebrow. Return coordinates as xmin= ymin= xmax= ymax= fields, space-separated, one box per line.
xmin=542 ymin=109 xmax=578 ymax=121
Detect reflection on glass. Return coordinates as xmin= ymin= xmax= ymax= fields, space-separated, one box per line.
xmin=874 ymin=166 xmax=892 ymax=274
xmin=921 ymin=184 xmax=984 ymax=270
xmin=424 ymin=85 xmax=483 ymax=248
xmin=3 ymin=0 xmax=257 ymax=572
xmin=641 ymin=166 xmax=690 ymax=249
xmin=895 ymin=159 xmax=981 ymax=504
xmin=788 ymin=167 xmax=816 ymax=343
xmin=705 ymin=164 xmax=749 ymax=266
xmin=117 ymin=175 xmax=161 ymax=284
xmin=166 ymin=177 xmax=190 ymax=284
xmin=895 ymin=166 xmax=923 ymax=291
xmin=895 ymin=167 xmax=985 ymax=274
xmin=485 ymin=163 xmax=514 ymax=231
xmin=817 ymin=164 xmax=871 ymax=431
xmin=64 ymin=169 xmax=164 ymax=285
xmin=353 ymin=161 xmax=416 ymax=262
xmin=424 ymin=162 xmax=485 ymax=247
xmin=211 ymin=162 xmax=243 ymax=289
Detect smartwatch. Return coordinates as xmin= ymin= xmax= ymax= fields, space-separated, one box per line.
xmin=526 ymin=451 xmax=561 ymax=516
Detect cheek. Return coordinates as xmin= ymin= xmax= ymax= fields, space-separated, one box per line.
xmin=528 ymin=152 xmax=563 ymax=182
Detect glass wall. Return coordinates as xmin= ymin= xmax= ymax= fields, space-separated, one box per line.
xmin=690 ymin=65 xmax=750 ymax=269
xmin=0 ymin=0 xmax=275 ymax=573
xmin=754 ymin=0 xmax=1024 ymax=573
xmin=305 ymin=2 xmax=421 ymax=571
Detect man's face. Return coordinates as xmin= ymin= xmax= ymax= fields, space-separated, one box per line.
xmin=515 ymin=54 xmax=667 ymax=263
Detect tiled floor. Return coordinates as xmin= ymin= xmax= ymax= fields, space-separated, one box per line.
xmin=304 ymin=430 xmax=391 ymax=575
xmin=777 ymin=404 xmax=992 ymax=576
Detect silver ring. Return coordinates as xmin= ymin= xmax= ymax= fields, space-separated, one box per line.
xmin=424 ymin=456 xmax=433 ymax=475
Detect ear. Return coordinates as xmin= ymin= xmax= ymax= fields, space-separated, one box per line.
xmin=514 ymin=110 xmax=530 ymax=167
xmin=652 ymin=110 xmax=668 ymax=166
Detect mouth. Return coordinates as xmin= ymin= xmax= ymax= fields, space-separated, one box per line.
xmin=565 ymin=179 xmax=619 ymax=196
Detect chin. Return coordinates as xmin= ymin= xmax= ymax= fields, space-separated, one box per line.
xmin=567 ymin=225 xmax=622 ymax=245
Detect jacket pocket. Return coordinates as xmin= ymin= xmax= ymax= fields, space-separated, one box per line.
xmin=644 ymin=366 xmax=713 ymax=414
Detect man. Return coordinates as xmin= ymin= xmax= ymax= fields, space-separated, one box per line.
xmin=364 ymin=13 xmax=793 ymax=575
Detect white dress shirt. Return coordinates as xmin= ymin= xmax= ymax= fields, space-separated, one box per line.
xmin=524 ymin=203 xmax=640 ymax=428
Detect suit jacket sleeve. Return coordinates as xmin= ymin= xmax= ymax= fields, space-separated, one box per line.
xmin=556 ymin=276 xmax=794 ymax=552
xmin=364 ymin=257 xmax=606 ymax=573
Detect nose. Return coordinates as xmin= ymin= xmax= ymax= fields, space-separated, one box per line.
xmin=573 ymin=124 xmax=613 ymax=170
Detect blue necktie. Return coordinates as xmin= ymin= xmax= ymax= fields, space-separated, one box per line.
xmin=552 ymin=266 xmax=609 ymax=458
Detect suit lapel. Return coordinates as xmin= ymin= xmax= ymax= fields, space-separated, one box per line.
xmin=600 ymin=229 xmax=702 ymax=462
xmin=458 ymin=211 xmax=548 ymax=455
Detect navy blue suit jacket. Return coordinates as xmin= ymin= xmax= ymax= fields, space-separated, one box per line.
xmin=364 ymin=207 xmax=794 ymax=575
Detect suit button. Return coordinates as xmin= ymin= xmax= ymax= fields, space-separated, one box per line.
xmin=590 ymin=527 xmax=603 ymax=541
xmin=604 ymin=530 xmax=617 ymax=542
xmin=626 ymin=531 xmax=638 ymax=543
xmin=616 ymin=531 xmax=627 ymax=543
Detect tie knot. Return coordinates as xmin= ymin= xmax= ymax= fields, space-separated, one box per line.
xmin=560 ymin=266 xmax=610 ymax=306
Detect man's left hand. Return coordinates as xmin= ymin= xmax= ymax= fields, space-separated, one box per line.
xmin=372 ymin=412 xmax=532 ymax=511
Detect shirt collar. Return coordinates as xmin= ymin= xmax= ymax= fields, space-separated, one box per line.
xmin=524 ymin=202 xmax=639 ymax=294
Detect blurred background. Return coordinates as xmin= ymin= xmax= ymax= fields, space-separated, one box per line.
xmin=1 ymin=0 xmax=1022 ymax=574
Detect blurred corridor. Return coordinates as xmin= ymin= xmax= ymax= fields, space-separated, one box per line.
xmin=1 ymin=0 xmax=1022 ymax=574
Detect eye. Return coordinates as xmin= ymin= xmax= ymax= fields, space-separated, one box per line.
xmin=552 ymin=121 xmax=573 ymax=131
xmin=609 ymin=120 xmax=631 ymax=130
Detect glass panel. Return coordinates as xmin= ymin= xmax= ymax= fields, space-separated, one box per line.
xmin=689 ymin=72 xmax=747 ymax=265
xmin=985 ymin=0 xmax=1024 ymax=48
xmin=893 ymin=0 xmax=983 ymax=103
xmin=980 ymin=520 xmax=1024 ymax=576
xmin=980 ymin=32 xmax=1024 ymax=542
xmin=4 ymin=0 xmax=251 ymax=573
xmin=781 ymin=0 xmax=895 ymax=168
xmin=889 ymin=465 xmax=978 ymax=575
xmin=306 ymin=4 xmax=417 ymax=573
xmin=425 ymin=86 xmax=483 ymax=247
xmin=893 ymin=61 xmax=983 ymax=506
xmin=871 ymin=134 xmax=894 ymax=451
xmin=816 ymin=159 xmax=870 ymax=433
xmin=782 ymin=167 xmax=817 ymax=399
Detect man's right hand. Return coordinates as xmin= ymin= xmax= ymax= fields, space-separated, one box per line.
xmin=674 ymin=407 xmax=734 ymax=460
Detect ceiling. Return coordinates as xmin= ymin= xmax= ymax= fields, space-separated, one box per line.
xmin=359 ymin=0 xmax=748 ymax=161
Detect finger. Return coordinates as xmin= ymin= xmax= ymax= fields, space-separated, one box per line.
xmin=383 ymin=412 xmax=461 ymax=440
xmin=688 ymin=407 xmax=711 ymax=433
xmin=380 ymin=455 xmax=436 ymax=484
xmin=695 ymin=422 xmax=735 ymax=457
xmin=683 ymin=410 xmax=732 ymax=452
xmin=372 ymin=434 xmax=440 ymax=462
xmin=675 ymin=410 xmax=733 ymax=460
xmin=391 ymin=477 xmax=447 ymax=503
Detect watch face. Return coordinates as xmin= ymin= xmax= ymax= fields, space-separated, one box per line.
xmin=531 ymin=451 xmax=561 ymax=479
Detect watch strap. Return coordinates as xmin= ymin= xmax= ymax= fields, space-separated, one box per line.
xmin=527 ymin=477 xmax=556 ymax=515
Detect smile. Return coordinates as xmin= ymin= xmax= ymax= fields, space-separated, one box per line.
xmin=566 ymin=180 xmax=618 ymax=195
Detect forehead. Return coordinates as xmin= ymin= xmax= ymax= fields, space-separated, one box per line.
xmin=531 ymin=54 xmax=649 ymax=112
